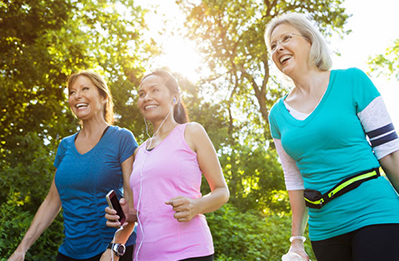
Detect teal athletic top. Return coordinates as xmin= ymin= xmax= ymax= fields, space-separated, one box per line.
xmin=269 ymin=68 xmax=399 ymax=241
xmin=54 ymin=125 xmax=138 ymax=259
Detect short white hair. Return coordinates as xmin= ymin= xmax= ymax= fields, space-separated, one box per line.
xmin=264 ymin=13 xmax=332 ymax=71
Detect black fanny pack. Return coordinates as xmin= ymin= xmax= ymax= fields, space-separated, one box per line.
xmin=304 ymin=168 xmax=380 ymax=209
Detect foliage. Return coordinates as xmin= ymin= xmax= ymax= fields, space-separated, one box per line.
xmin=219 ymin=143 xmax=289 ymax=213
xmin=0 ymin=0 xmax=153 ymax=258
xmin=176 ymin=0 xmax=350 ymax=139
xmin=206 ymin=204 xmax=316 ymax=261
xmin=174 ymin=0 xmax=351 ymax=217
xmin=0 ymin=0 xmax=151 ymax=207
xmin=369 ymin=39 xmax=399 ymax=81
xmin=1 ymin=0 xmax=351 ymax=259
xmin=0 ymin=199 xmax=64 ymax=260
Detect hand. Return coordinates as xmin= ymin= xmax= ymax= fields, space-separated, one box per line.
xmin=288 ymin=240 xmax=309 ymax=261
xmin=8 ymin=251 xmax=25 ymax=261
xmin=165 ymin=196 xmax=199 ymax=222
xmin=99 ymin=249 xmax=119 ymax=261
xmin=105 ymin=198 xmax=134 ymax=228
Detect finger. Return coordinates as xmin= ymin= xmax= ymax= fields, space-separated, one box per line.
xmin=174 ymin=210 xmax=190 ymax=219
xmin=176 ymin=216 xmax=189 ymax=222
xmin=172 ymin=205 xmax=188 ymax=212
xmin=106 ymin=220 xmax=121 ymax=228
xmin=105 ymin=206 xmax=117 ymax=215
xmin=166 ymin=196 xmax=186 ymax=205
xmin=168 ymin=197 xmax=187 ymax=207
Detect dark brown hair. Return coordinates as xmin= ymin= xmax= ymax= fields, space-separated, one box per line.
xmin=140 ymin=70 xmax=189 ymax=124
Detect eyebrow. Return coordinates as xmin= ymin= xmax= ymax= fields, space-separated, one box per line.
xmin=138 ymin=84 xmax=158 ymax=91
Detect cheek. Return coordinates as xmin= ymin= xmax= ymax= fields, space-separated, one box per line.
xmin=137 ymin=99 xmax=145 ymax=112
xmin=68 ymin=97 xmax=73 ymax=108
xmin=271 ymin=53 xmax=279 ymax=66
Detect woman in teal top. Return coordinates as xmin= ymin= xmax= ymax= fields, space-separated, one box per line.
xmin=265 ymin=13 xmax=399 ymax=261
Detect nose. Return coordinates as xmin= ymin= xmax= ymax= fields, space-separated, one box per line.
xmin=143 ymin=92 xmax=152 ymax=101
xmin=273 ymin=42 xmax=285 ymax=54
xmin=71 ymin=89 xmax=82 ymax=99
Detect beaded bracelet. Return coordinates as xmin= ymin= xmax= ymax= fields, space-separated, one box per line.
xmin=290 ymin=236 xmax=306 ymax=243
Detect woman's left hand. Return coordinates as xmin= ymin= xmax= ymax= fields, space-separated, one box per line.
xmin=99 ymin=249 xmax=119 ymax=261
xmin=165 ymin=196 xmax=199 ymax=222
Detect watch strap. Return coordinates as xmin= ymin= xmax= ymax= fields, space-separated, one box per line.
xmin=107 ymin=243 xmax=125 ymax=257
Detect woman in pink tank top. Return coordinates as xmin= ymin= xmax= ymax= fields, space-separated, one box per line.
xmin=106 ymin=70 xmax=229 ymax=261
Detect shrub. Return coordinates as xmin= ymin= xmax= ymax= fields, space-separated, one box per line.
xmin=0 ymin=199 xmax=63 ymax=260
xmin=206 ymin=204 xmax=316 ymax=261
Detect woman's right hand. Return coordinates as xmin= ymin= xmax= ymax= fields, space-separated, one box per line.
xmin=105 ymin=198 xmax=136 ymax=228
xmin=287 ymin=240 xmax=309 ymax=261
xmin=8 ymin=250 xmax=25 ymax=261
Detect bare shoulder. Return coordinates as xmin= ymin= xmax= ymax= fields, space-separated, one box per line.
xmin=184 ymin=122 xmax=208 ymax=152
xmin=185 ymin=122 xmax=206 ymax=135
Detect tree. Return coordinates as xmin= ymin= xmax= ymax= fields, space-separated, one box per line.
xmin=369 ymin=39 xmax=399 ymax=81
xmin=0 ymin=0 xmax=151 ymax=207
xmin=0 ymin=0 xmax=155 ymax=257
xmin=177 ymin=0 xmax=349 ymax=138
xmin=175 ymin=0 xmax=351 ymax=213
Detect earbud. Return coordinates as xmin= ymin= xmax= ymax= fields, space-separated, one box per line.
xmin=173 ymin=97 xmax=177 ymax=104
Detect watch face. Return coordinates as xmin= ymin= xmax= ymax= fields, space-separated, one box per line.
xmin=116 ymin=244 xmax=126 ymax=255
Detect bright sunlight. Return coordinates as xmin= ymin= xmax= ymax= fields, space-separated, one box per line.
xmin=137 ymin=0 xmax=205 ymax=81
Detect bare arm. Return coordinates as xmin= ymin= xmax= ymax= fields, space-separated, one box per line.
xmin=114 ymin=154 xmax=136 ymax=241
xmin=8 ymin=175 xmax=62 ymax=261
xmin=274 ymin=139 xmax=309 ymax=260
xmin=379 ymin=150 xmax=399 ymax=193
xmin=287 ymin=190 xmax=309 ymax=260
xmin=166 ymin=122 xmax=229 ymax=222
xmin=102 ymin=155 xmax=136 ymax=261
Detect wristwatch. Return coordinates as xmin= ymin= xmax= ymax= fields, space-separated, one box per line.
xmin=107 ymin=243 xmax=126 ymax=257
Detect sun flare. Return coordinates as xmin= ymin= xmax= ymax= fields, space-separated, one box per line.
xmin=137 ymin=0 xmax=206 ymax=82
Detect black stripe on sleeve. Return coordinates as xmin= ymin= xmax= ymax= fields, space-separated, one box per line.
xmin=370 ymin=132 xmax=399 ymax=147
xmin=366 ymin=123 xmax=395 ymax=139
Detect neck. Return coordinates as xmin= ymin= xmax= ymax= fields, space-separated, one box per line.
xmin=80 ymin=116 xmax=109 ymax=138
xmin=150 ymin=117 xmax=177 ymax=138
xmin=291 ymin=69 xmax=330 ymax=94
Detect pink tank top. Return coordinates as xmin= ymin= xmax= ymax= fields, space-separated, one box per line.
xmin=130 ymin=123 xmax=214 ymax=260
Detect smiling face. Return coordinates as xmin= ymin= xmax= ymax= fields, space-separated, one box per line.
xmin=138 ymin=75 xmax=176 ymax=122
xmin=270 ymin=23 xmax=312 ymax=77
xmin=68 ymin=75 xmax=106 ymax=122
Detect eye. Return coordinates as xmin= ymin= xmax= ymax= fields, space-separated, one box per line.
xmin=270 ymin=43 xmax=277 ymax=51
xmin=69 ymin=90 xmax=75 ymax=96
xmin=82 ymin=86 xmax=89 ymax=91
xmin=138 ymin=92 xmax=145 ymax=98
xmin=282 ymin=34 xmax=293 ymax=43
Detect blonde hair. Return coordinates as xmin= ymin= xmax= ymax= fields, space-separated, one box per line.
xmin=67 ymin=71 xmax=114 ymax=124
xmin=264 ymin=13 xmax=332 ymax=71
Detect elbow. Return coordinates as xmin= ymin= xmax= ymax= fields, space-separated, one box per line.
xmin=222 ymin=186 xmax=230 ymax=205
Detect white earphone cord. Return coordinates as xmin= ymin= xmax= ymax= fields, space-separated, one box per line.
xmin=111 ymin=226 xmax=124 ymax=261
xmin=135 ymin=104 xmax=174 ymax=261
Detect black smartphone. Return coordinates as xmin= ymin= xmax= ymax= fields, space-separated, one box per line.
xmin=106 ymin=190 xmax=126 ymax=224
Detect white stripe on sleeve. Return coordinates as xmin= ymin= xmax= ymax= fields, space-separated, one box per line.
xmin=274 ymin=139 xmax=304 ymax=190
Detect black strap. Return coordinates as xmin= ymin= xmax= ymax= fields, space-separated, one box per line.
xmin=304 ymin=168 xmax=380 ymax=209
